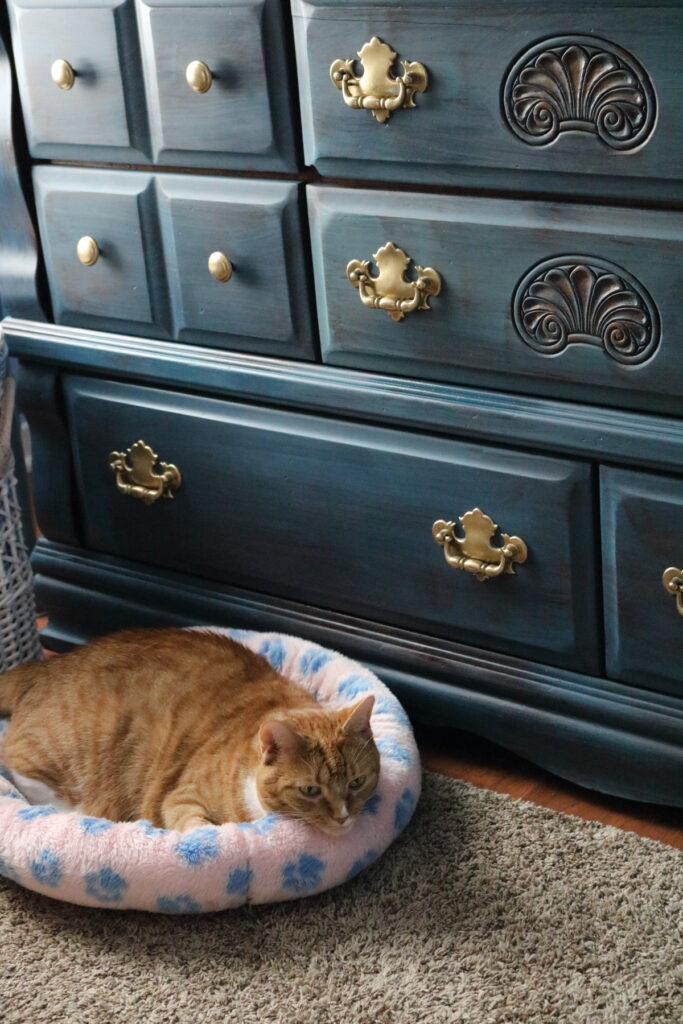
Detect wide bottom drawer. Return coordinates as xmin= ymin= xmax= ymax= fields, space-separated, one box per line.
xmin=63 ymin=375 xmax=600 ymax=673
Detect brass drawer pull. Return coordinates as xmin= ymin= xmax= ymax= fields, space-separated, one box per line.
xmin=51 ymin=58 xmax=75 ymax=91
xmin=662 ymin=567 xmax=683 ymax=616
xmin=76 ymin=236 xmax=100 ymax=267
xmin=109 ymin=440 xmax=182 ymax=505
xmin=432 ymin=508 xmax=528 ymax=582
xmin=186 ymin=60 xmax=213 ymax=94
xmin=347 ymin=242 xmax=441 ymax=322
xmin=330 ymin=36 xmax=428 ymax=123
xmin=208 ymin=251 xmax=233 ymax=282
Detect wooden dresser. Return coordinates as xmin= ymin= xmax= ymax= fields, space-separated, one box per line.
xmin=2 ymin=0 xmax=682 ymax=805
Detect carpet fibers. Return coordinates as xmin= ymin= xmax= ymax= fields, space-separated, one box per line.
xmin=0 ymin=772 xmax=681 ymax=1024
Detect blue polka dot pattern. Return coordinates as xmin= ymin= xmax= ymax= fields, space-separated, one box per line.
xmin=175 ymin=826 xmax=220 ymax=866
xmin=237 ymin=814 xmax=278 ymax=836
xmin=30 ymin=849 xmax=62 ymax=887
xmin=226 ymin=866 xmax=252 ymax=897
xmin=226 ymin=628 xmax=256 ymax=641
xmin=299 ymin=648 xmax=335 ymax=675
xmin=258 ymin=637 xmax=287 ymax=672
xmin=361 ymin=793 xmax=381 ymax=816
xmin=1 ymin=790 xmax=22 ymax=800
xmin=394 ymin=789 xmax=416 ymax=832
xmin=157 ymin=894 xmax=202 ymax=914
xmin=81 ymin=817 xmax=114 ymax=835
xmin=18 ymin=804 xmax=59 ymax=821
xmin=137 ymin=820 xmax=169 ymax=837
xmin=346 ymin=849 xmax=378 ymax=881
xmin=376 ymin=737 xmax=412 ymax=765
xmin=374 ymin=697 xmax=411 ymax=729
xmin=282 ymin=853 xmax=325 ymax=894
xmin=84 ymin=866 xmax=128 ymax=903
xmin=337 ymin=674 xmax=373 ymax=699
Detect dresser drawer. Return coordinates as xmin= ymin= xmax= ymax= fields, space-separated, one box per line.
xmin=293 ymin=0 xmax=682 ymax=201
xmin=601 ymin=468 xmax=683 ymax=697
xmin=136 ymin=0 xmax=299 ymax=170
xmin=8 ymin=0 xmax=147 ymax=162
xmin=157 ymin=174 xmax=315 ymax=356
xmin=62 ymin=375 xmax=600 ymax=673
xmin=34 ymin=166 xmax=315 ymax=357
xmin=309 ymin=186 xmax=683 ymax=416
xmin=34 ymin=167 xmax=168 ymax=338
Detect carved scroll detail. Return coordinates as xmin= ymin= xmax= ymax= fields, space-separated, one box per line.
xmin=512 ymin=256 xmax=660 ymax=365
xmin=502 ymin=36 xmax=657 ymax=150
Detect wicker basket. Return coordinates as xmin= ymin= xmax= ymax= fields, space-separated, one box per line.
xmin=0 ymin=375 xmax=42 ymax=672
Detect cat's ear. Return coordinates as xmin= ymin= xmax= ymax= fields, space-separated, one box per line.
xmin=341 ymin=695 xmax=375 ymax=737
xmin=259 ymin=719 xmax=300 ymax=765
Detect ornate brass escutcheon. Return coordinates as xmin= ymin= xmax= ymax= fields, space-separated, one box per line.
xmin=330 ymin=36 xmax=428 ymax=123
xmin=347 ymin=241 xmax=441 ymax=322
xmin=432 ymin=508 xmax=528 ymax=582
xmin=109 ymin=440 xmax=181 ymax=506
xmin=662 ymin=567 xmax=683 ymax=617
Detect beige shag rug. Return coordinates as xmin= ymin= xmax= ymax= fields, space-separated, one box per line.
xmin=0 ymin=772 xmax=681 ymax=1024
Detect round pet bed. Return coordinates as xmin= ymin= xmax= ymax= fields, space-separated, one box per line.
xmin=0 ymin=628 xmax=421 ymax=912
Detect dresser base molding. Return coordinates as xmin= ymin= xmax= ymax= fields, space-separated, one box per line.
xmin=32 ymin=539 xmax=683 ymax=809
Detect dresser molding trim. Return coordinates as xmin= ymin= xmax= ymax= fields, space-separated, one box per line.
xmin=32 ymin=539 xmax=683 ymax=808
xmin=7 ymin=317 xmax=683 ymax=474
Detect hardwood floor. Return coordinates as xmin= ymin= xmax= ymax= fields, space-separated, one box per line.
xmin=417 ymin=723 xmax=683 ymax=851
xmin=35 ymin=619 xmax=683 ymax=851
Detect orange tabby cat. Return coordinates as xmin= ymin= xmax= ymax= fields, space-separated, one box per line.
xmin=0 ymin=628 xmax=379 ymax=833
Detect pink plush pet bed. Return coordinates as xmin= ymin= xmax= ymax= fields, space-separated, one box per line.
xmin=0 ymin=628 xmax=421 ymax=912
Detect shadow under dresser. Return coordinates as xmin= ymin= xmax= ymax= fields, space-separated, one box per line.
xmin=2 ymin=0 xmax=682 ymax=805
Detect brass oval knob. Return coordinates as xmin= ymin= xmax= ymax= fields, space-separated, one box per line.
xmin=330 ymin=36 xmax=428 ymax=123
xmin=432 ymin=508 xmax=527 ymax=582
xmin=186 ymin=60 xmax=212 ymax=94
xmin=347 ymin=241 xmax=441 ymax=322
xmin=76 ymin=236 xmax=100 ymax=267
xmin=662 ymin=567 xmax=683 ymax=616
xmin=51 ymin=58 xmax=75 ymax=90
xmin=109 ymin=441 xmax=181 ymax=506
xmin=208 ymin=251 xmax=233 ymax=283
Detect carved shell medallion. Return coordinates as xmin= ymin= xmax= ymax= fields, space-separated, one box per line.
xmin=512 ymin=256 xmax=660 ymax=365
xmin=503 ymin=35 xmax=656 ymax=150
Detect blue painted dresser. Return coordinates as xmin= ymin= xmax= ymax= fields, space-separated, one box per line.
xmin=1 ymin=0 xmax=682 ymax=805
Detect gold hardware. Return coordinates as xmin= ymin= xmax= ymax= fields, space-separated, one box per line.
xmin=208 ymin=251 xmax=233 ymax=282
xmin=347 ymin=241 xmax=441 ymax=322
xmin=76 ymin=236 xmax=100 ymax=267
xmin=662 ymin=567 xmax=683 ymax=616
xmin=109 ymin=440 xmax=182 ymax=506
xmin=432 ymin=508 xmax=528 ymax=582
xmin=330 ymin=36 xmax=428 ymax=123
xmin=51 ymin=58 xmax=75 ymax=90
xmin=186 ymin=60 xmax=212 ymax=93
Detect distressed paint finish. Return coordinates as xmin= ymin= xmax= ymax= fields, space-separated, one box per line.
xmin=61 ymin=374 xmax=599 ymax=672
xmin=8 ymin=0 xmax=299 ymax=170
xmin=292 ymin=0 xmax=683 ymax=203
xmin=601 ymin=467 xmax=683 ymax=697
xmin=30 ymin=539 xmax=683 ymax=808
xmin=32 ymin=168 xmax=315 ymax=357
xmin=308 ymin=186 xmax=683 ymax=416
xmin=137 ymin=0 xmax=301 ymax=170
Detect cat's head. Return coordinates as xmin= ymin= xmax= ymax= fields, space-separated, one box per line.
xmin=255 ymin=695 xmax=379 ymax=835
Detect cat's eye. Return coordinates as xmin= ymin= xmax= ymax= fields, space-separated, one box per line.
xmin=349 ymin=776 xmax=366 ymax=790
xmin=299 ymin=784 xmax=321 ymax=798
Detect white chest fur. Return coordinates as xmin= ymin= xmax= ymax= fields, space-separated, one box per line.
xmin=242 ymin=774 xmax=267 ymax=820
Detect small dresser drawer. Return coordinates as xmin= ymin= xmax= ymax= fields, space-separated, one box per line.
xmin=601 ymin=468 xmax=683 ymax=697
xmin=8 ymin=0 xmax=147 ymax=162
xmin=33 ymin=167 xmax=167 ymax=338
xmin=308 ymin=186 xmax=683 ymax=416
xmin=136 ymin=0 xmax=299 ymax=170
xmin=157 ymin=174 xmax=315 ymax=356
xmin=63 ymin=375 xmax=600 ymax=673
xmin=34 ymin=166 xmax=315 ymax=358
xmin=293 ymin=0 xmax=682 ymax=201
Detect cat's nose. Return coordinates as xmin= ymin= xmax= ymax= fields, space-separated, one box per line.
xmin=333 ymin=815 xmax=349 ymax=825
